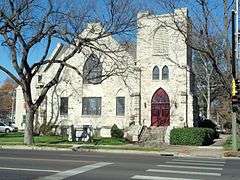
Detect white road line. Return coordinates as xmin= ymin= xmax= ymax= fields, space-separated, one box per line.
xmin=166 ymin=162 xmax=225 ymax=167
xmin=0 ymin=167 xmax=60 ymax=173
xmin=37 ymin=162 xmax=113 ymax=180
xmin=131 ymin=175 xmax=201 ymax=180
xmin=175 ymin=157 xmax=223 ymax=160
xmin=147 ymin=169 xmax=221 ymax=176
xmin=172 ymin=159 xmax=225 ymax=164
xmin=157 ymin=164 xmax=223 ymax=170
xmin=0 ymin=156 xmax=95 ymax=163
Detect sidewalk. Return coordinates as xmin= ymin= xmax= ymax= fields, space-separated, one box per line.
xmin=71 ymin=144 xmax=224 ymax=158
xmin=160 ymin=145 xmax=223 ymax=158
xmin=73 ymin=134 xmax=229 ymax=158
xmin=162 ymin=134 xmax=229 ymax=158
xmin=0 ymin=134 xmax=230 ymax=158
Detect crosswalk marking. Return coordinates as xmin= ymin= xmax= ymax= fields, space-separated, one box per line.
xmin=166 ymin=161 xmax=225 ymax=167
xmin=130 ymin=158 xmax=226 ymax=180
xmin=37 ymin=162 xmax=113 ymax=180
xmin=157 ymin=164 xmax=223 ymax=170
xmin=131 ymin=175 xmax=201 ymax=180
xmin=146 ymin=169 xmax=221 ymax=176
xmin=172 ymin=159 xmax=225 ymax=164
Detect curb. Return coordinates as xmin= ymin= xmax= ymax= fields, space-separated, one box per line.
xmin=0 ymin=145 xmax=72 ymax=151
xmin=223 ymin=157 xmax=240 ymax=160
xmin=0 ymin=145 xmax=231 ymax=159
xmin=74 ymin=147 xmax=170 ymax=155
xmin=197 ymin=146 xmax=223 ymax=150
xmin=74 ymin=147 xmax=225 ymax=158
xmin=73 ymin=147 xmax=225 ymax=158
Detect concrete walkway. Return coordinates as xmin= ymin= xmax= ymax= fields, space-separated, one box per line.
xmin=159 ymin=134 xmax=229 ymax=158
xmin=211 ymin=134 xmax=229 ymax=147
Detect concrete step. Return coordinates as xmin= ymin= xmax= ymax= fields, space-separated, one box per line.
xmin=139 ymin=126 xmax=167 ymax=145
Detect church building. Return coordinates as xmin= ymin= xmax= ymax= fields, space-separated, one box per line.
xmin=15 ymin=8 xmax=195 ymax=143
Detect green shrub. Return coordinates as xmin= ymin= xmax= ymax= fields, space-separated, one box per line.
xmin=111 ymin=124 xmax=124 ymax=138
xmin=198 ymin=119 xmax=219 ymax=138
xmin=170 ymin=127 xmax=215 ymax=146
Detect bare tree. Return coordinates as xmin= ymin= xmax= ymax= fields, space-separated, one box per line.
xmin=193 ymin=52 xmax=227 ymax=120
xmin=153 ymin=0 xmax=234 ymax=123
xmin=193 ymin=53 xmax=213 ymax=119
xmin=155 ymin=0 xmax=233 ymax=92
xmin=0 ymin=0 xmax=139 ymax=144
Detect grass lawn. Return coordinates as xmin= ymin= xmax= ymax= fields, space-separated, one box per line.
xmin=92 ymin=137 xmax=127 ymax=145
xmin=0 ymin=132 xmax=162 ymax=152
xmin=0 ymin=132 xmax=128 ymax=147
xmin=0 ymin=132 xmax=69 ymax=146
xmin=223 ymin=135 xmax=240 ymax=150
xmin=223 ymin=135 xmax=240 ymax=157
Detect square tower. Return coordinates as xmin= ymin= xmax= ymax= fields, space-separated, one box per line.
xmin=137 ymin=8 xmax=194 ymax=136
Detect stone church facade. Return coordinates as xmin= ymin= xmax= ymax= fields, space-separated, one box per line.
xmin=15 ymin=8 xmax=195 ymax=142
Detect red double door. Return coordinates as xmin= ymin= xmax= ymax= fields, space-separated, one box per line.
xmin=151 ymin=88 xmax=170 ymax=126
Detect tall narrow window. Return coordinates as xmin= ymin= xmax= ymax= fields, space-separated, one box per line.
xmin=82 ymin=97 xmax=101 ymax=115
xmin=116 ymin=97 xmax=125 ymax=116
xmin=152 ymin=66 xmax=159 ymax=80
xmin=83 ymin=54 xmax=102 ymax=84
xmin=162 ymin=65 xmax=169 ymax=80
xmin=60 ymin=97 xmax=68 ymax=115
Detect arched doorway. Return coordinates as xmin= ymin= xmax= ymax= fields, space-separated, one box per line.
xmin=151 ymin=88 xmax=170 ymax=126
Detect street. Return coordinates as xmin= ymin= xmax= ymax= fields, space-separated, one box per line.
xmin=0 ymin=149 xmax=239 ymax=180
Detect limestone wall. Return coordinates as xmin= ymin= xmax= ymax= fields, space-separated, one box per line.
xmin=14 ymin=8 xmax=194 ymax=139
xmin=137 ymin=9 xmax=194 ymax=130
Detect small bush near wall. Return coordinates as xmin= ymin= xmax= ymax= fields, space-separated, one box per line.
xmin=111 ymin=124 xmax=124 ymax=138
xmin=170 ymin=128 xmax=215 ymax=146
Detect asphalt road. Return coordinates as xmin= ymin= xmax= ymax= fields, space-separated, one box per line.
xmin=0 ymin=149 xmax=240 ymax=180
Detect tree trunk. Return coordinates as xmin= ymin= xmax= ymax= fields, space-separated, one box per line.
xmin=24 ymin=108 xmax=35 ymax=145
xmin=207 ymin=75 xmax=211 ymax=119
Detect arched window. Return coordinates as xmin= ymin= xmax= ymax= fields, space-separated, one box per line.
xmin=83 ymin=54 xmax=102 ymax=84
xmin=162 ymin=65 xmax=169 ymax=80
xmin=152 ymin=66 xmax=159 ymax=80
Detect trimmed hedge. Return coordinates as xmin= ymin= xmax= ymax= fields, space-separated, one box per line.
xmin=170 ymin=127 xmax=215 ymax=146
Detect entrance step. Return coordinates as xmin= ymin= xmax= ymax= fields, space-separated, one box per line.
xmin=124 ymin=124 xmax=143 ymax=142
xmin=139 ymin=126 xmax=167 ymax=147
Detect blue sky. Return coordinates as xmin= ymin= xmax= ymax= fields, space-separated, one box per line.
xmin=0 ymin=0 xmax=233 ymax=84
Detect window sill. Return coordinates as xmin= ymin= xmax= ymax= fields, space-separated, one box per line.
xmin=81 ymin=115 xmax=101 ymax=118
xmin=116 ymin=115 xmax=125 ymax=118
xmin=152 ymin=54 xmax=169 ymax=57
